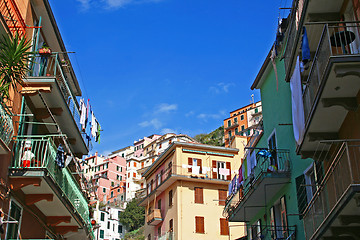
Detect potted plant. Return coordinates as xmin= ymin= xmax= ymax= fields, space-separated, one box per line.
xmin=38 ymin=43 xmax=51 ymax=55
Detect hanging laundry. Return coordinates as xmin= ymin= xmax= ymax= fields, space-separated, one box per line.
xmin=56 ymin=144 xmax=65 ymax=168
xmin=64 ymin=155 xmax=73 ymax=168
xmin=79 ymin=98 xmax=87 ymax=131
xmin=270 ymin=45 xmax=279 ymax=91
xmin=238 ymin=166 xmax=243 ymax=186
xmin=96 ymin=121 xmax=101 ymax=143
xmin=84 ymin=99 xmax=90 ymax=129
xmin=301 ymin=26 xmax=311 ymax=65
xmin=91 ymin=111 xmax=98 ymax=138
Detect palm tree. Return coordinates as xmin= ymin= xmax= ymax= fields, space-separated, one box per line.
xmin=0 ymin=34 xmax=32 ymax=101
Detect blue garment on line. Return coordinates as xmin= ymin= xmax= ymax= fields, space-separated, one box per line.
xmin=302 ymin=26 xmax=311 ymax=63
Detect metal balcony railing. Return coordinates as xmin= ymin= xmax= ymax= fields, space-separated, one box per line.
xmin=303 ymin=140 xmax=360 ymax=239
xmin=249 ymin=225 xmax=296 ymax=240
xmin=0 ymin=99 xmax=13 ymax=147
xmin=10 ymin=136 xmax=92 ymax=230
xmin=155 ymin=231 xmax=174 ymax=240
xmin=302 ymin=22 xmax=360 ymax=123
xmin=28 ymin=53 xmax=88 ymax=147
xmin=224 ymin=149 xmax=291 ymax=217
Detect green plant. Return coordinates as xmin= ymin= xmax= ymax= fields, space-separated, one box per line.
xmin=119 ymin=198 xmax=145 ymax=232
xmin=0 ymin=34 xmax=32 ymax=100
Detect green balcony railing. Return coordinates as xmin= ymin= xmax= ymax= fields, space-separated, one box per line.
xmin=0 ymin=99 xmax=14 ymax=147
xmin=28 ymin=53 xmax=89 ymax=149
xmin=10 ymin=136 xmax=93 ymax=234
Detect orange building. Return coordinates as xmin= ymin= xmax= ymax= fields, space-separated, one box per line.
xmin=223 ymin=101 xmax=262 ymax=147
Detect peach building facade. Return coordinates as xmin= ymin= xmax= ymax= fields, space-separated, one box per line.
xmin=224 ymin=101 xmax=262 ymax=147
xmin=140 ymin=142 xmax=246 ymax=240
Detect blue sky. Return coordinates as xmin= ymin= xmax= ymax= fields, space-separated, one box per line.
xmin=49 ymin=0 xmax=291 ymax=156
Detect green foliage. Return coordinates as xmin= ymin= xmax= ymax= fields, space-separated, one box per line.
xmin=119 ymin=199 xmax=145 ymax=232
xmin=0 ymin=34 xmax=33 ymax=100
xmin=194 ymin=126 xmax=225 ymax=146
xmin=124 ymin=226 xmax=145 ymax=240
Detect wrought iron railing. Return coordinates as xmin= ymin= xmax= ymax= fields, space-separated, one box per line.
xmin=249 ymin=225 xmax=296 ymax=240
xmin=28 ymin=52 xmax=88 ymax=147
xmin=10 ymin=135 xmax=92 ymax=231
xmin=303 ymin=140 xmax=360 ymax=239
xmin=301 ymin=22 xmax=360 ymax=123
xmin=224 ymin=149 xmax=291 ymax=218
xmin=0 ymin=98 xmax=13 ymax=146
xmin=155 ymin=231 xmax=174 ymax=240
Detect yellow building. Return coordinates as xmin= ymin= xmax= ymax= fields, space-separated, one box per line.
xmin=140 ymin=141 xmax=246 ymax=240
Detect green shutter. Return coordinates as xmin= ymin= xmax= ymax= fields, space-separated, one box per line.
xmin=295 ymin=174 xmax=307 ymax=219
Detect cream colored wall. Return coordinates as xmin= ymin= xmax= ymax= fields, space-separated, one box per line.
xmin=176 ymin=180 xmax=244 ymax=240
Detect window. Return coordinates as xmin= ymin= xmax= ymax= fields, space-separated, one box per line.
xmin=118 ymin=225 xmax=123 ymax=233
xmin=255 ymin=107 xmax=258 ymax=113
xmin=169 ymin=219 xmax=173 ymax=232
xmin=220 ymin=218 xmax=229 ymax=235
xmin=128 ymin=173 xmax=130 ymax=178
xmin=228 ymin=131 xmax=232 ymax=138
xmin=194 ymin=187 xmax=203 ymax=204
xmin=249 ymin=220 xmax=261 ymax=239
xmin=111 ymin=191 xmax=114 ymax=198
xmin=117 ymin=166 xmax=119 ymax=171
xmin=241 ymin=125 xmax=245 ymax=131
xmin=120 ymin=167 xmax=123 ymax=172
xmin=212 ymin=161 xmax=231 ymax=180
xmin=158 ymin=226 xmax=161 ymax=236
xmin=195 ymin=216 xmax=205 ymax=233
xmin=148 ymin=234 xmax=151 ymax=240
xmin=157 ymin=199 xmax=162 ymax=211
xmin=103 ymin=188 xmax=106 ymax=193
xmin=227 ymin=120 xmax=231 ymax=127
xmin=133 ymin=172 xmax=136 ymax=178
xmin=169 ymin=190 xmax=173 ymax=206
xmin=122 ymin=153 xmax=124 ymax=157
xmin=120 ymin=176 xmax=122 ymax=181
xmin=234 ymin=117 xmax=238 ymax=123
xmin=100 ymin=212 xmax=105 ymax=221
xmin=141 ymin=162 xmax=144 ymax=168
xmin=188 ymin=158 xmax=202 ymax=174
xmin=111 ymin=181 xmax=114 ymax=187
xmin=159 ymin=143 xmax=162 ymax=149
xmin=100 ymin=230 xmax=104 ymax=238
xmin=107 ymin=221 xmax=110 ymax=229
xmin=134 ymin=162 xmax=137 ymax=167
xmin=117 ymin=189 xmax=120 ymax=192
xmin=240 ymin=115 xmax=244 ymax=120
xmin=169 ymin=139 xmax=172 ymax=145
xmin=235 ymin=128 xmax=239 ymax=135
xmin=6 ymin=200 xmax=22 ymax=240
xmin=218 ymin=189 xmax=227 ymax=206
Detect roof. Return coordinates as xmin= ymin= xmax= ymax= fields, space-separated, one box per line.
xmin=143 ymin=141 xmax=239 ymax=178
xmin=251 ymin=48 xmax=272 ymax=90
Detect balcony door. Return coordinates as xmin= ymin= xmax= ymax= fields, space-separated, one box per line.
xmin=267 ymin=131 xmax=278 ymax=170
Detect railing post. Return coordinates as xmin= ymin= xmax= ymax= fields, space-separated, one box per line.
xmin=345 ymin=142 xmax=354 ymax=183
xmin=326 ymin=24 xmax=332 ymax=56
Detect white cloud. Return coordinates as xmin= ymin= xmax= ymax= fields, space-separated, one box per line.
xmin=139 ymin=118 xmax=162 ymax=129
xmin=209 ymin=82 xmax=235 ymax=94
xmin=76 ymin=0 xmax=91 ymax=10
xmin=197 ymin=110 xmax=226 ymax=121
xmin=160 ymin=128 xmax=177 ymax=135
xmin=103 ymin=0 xmax=164 ymax=8
xmin=185 ymin=111 xmax=195 ymax=117
xmin=155 ymin=103 xmax=178 ymax=114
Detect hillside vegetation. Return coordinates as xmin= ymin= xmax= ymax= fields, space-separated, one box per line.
xmin=194 ymin=126 xmax=224 ymax=147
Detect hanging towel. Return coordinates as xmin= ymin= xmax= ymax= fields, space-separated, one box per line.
xmin=64 ymin=155 xmax=73 ymax=168
xmin=192 ymin=166 xmax=200 ymax=175
xmin=91 ymin=111 xmax=97 ymax=138
xmin=85 ymin=99 xmax=90 ymax=129
xmin=238 ymin=166 xmax=243 ymax=185
xmin=56 ymin=144 xmax=65 ymax=168
xmin=80 ymin=98 xmax=87 ymax=131
xmin=301 ymin=26 xmax=311 ymax=64
xmin=250 ymin=150 xmax=257 ymax=173
xmin=290 ymin=57 xmax=305 ymax=145
xmin=96 ymin=122 xmax=101 ymax=143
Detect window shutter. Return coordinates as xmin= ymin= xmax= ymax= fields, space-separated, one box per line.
xmin=195 ymin=187 xmax=203 ymax=204
xmin=197 ymin=159 xmax=202 ymax=173
xmin=218 ymin=189 xmax=227 ymax=206
xmin=212 ymin=160 xmax=217 ymax=179
xmin=295 ymin=174 xmax=307 ymax=219
xmin=220 ymin=218 xmax=229 ymax=235
xmin=226 ymin=162 xmax=231 ymax=180
xmin=188 ymin=158 xmax=193 ymax=173
xmin=195 ymin=216 xmax=204 ymax=233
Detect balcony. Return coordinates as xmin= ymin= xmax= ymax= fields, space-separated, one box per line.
xmin=303 ymin=140 xmax=360 ymax=240
xmin=0 ymin=99 xmax=13 ymax=153
xmin=147 ymin=209 xmax=162 ymax=225
xmin=225 ymin=123 xmax=239 ymax=130
xmin=225 ymin=149 xmax=291 ymax=222
xmin=22 ymin=53 xmax=88 ymax=157
xmin=248 ymin=225 xmax=296 ymax=240
xmin=156 ymin=231 xmax=174 ymax=240
xmin=299 ymin=22 xmax=360 ymax=154
xmin=8 ymin=136 xmax=93 ymax=238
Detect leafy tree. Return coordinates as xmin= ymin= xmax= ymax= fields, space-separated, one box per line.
xmin=194 ymin=126 xmax=225 ymax=146
xmin=119 ymin=199 xmax=145 ymax=232
xmin=0 ymin=34 xmax=32 ymax=100
xmin=124 ymin=226 xmax=145 ymax=240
